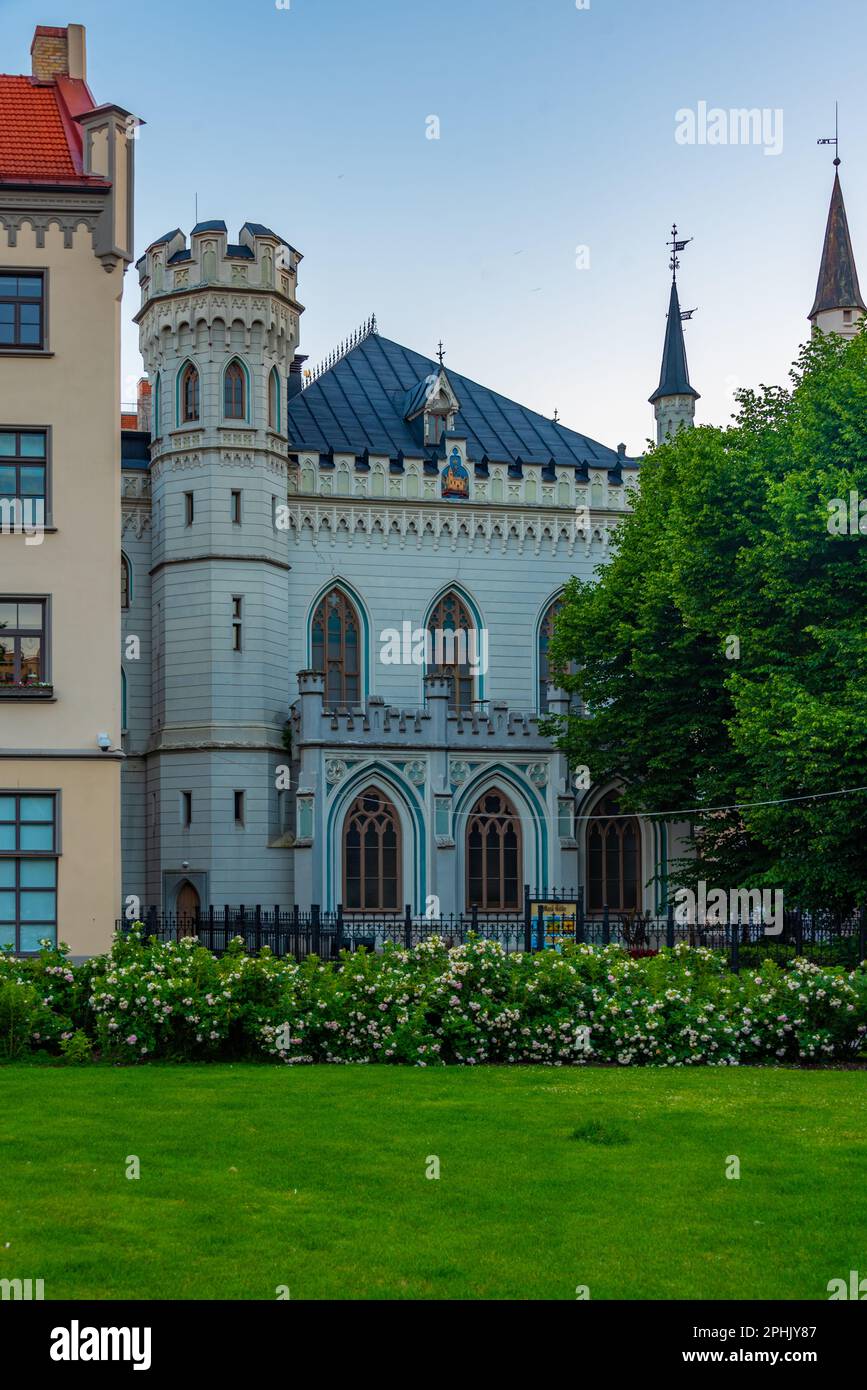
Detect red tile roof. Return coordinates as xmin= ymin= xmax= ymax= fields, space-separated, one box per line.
xmin=0 ymin=73 xmax=107 ymax=187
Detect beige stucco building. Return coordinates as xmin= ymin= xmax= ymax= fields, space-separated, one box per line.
xmin=0 ymin=24 xmax=136 ymax=957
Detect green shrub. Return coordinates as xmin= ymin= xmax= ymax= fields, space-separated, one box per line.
xmin=0 ymin=929 xmax=864 ymax=1067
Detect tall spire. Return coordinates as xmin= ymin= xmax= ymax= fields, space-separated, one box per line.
xmin=810 ymin=117 xmax=865 ymax=336
xmin=650 ymin=225 xmax=699 ymax=444
xmin=811 ymin=168 xmax=861 ymax=328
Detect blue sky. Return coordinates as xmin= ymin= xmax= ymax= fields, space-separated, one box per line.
xmin=3 ymin=0 xmax=866 ymax=453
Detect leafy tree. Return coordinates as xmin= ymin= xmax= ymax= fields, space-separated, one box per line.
xmin=546 ymin=330 xmax=867 ymax=910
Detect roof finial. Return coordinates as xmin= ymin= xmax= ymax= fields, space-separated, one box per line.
xmin=436 ymin=339 xmax=446 ymax=367
xmin=818 ymin=101 xmax=841 ymax=166
xmin=552 ymin=407 xmax=560 ymax=425
xmin=667 ymin=222 xmax=692 ymax=282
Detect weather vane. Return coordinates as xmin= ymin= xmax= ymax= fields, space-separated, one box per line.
xmin=818 ymin=102 xmax=841 ymax=166
xmin=667 ymin=223 xmax=693 ymax=281
xmin=553 ymin=407 xmax=560 ymax=425
xmin=436 ymin=340 xmax=446 ymax=366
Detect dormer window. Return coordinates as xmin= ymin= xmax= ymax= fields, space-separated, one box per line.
xmin=426 ymin=413 xmax=446 ymax=445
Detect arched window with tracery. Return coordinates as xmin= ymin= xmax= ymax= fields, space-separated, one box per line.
xmin=121 ymin=553 xmax=131 ymax=610
xmin=586 ymin=794 xmax=640 ymax=913
xmin=343 ymin=787 xmax=401 ymax=911
xmin=224 ymin=360 xmax=246 ymax=420
xmin=427 ymin=591 xmax=475 ymax=713
xmin=311 ymin=587 xmax=361 ymax=707
xmin=466 ymin=790 xmax=522 ymax=910
xmin=181 ymin=362 xmax=200 ymax=422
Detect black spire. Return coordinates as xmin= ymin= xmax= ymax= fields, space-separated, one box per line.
xmin=649 ymin=278 xmax=699 ymax=404
xmin=809 ymin=168 xmax=866 ymax=319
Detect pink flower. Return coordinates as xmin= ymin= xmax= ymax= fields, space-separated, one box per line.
xmin=126 ymin=1034 xmax=137 ymax=1045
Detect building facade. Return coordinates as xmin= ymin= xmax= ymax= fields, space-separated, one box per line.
xmin=1 ymin=24 xmax=135 ymax=957
xmin=120 ymin=215 xmax=699 ymax=921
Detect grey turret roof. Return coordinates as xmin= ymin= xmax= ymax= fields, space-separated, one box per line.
xmin=649 ymin=280 xmax=699 ymax=404
xmin=809 ymin=170 xmax=866 ymax=319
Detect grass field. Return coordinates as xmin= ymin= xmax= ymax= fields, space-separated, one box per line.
xmin=1 ymin=1064 xmax=865 ymax=1300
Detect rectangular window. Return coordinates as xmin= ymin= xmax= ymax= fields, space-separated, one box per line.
xmin=231 ymin=490 xmax=242 ymax=525
xmin=184 ymin=492 xmax=194 ymax=527
xmin=0 ymin=273 xmax=45 ymax=350
xmin=0 ymin=598 xmax=47 ymax=687
xmin=180 ymin=791 xmax=192 ymax=828
xmin=234 ymin=790 xmax=245 ymax=827
xmin=0 ymin=792 xmax=58 ymax=951
xmin=0 ymin=430 xmax=48 ymax=520
xmin=271 ymin=495 xmax=277 ymax=529
xmin=232 ymin=596 xmax=243 ymax=651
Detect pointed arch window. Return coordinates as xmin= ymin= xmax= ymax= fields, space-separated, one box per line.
xmin=152 ymin=373 xmax=161 ymax=439
xmin=181 ymin=362 xmax=200 ymax=422
xmin=467 ymin=790 xmax=521 ymax=910
xmin=121 ymin=553 xmax=131 ymax=610
xmin=311 ymin=588 xmax=361 ymax=707
xmin=268 ymin=367 xmax=281 ymax=431
xmin=224 ymin=360 xmax=246 ymax=420
xmin=343 ymin=787 xmax=401 ymax=911
xmin=538 ymin=598 xmax=562 ymax=713
xmin=121 ymin=667 xmax=128 ymax=733
xmin=428 ymin=591 xmax=475 ymax=713
xmin=587 ymin=794 xmax=640 ymax=913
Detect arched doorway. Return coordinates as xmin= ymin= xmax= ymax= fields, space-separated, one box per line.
xmin=466 ymin=790 xmax=522 ymax=910
xmin=175 ymin=880 xmax=201 ymax=935
xmin=343 ymin=787 xmax=401 ymax=912
xmin=586 ymin=794 xmax=641 ymax=913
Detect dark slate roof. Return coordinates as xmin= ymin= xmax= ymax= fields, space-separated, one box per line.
xmin=241 ymin=221 xmax=295 ymax=249
xmin=191 ymin=219 xmax=227 ymax=235
xmin=167 ymin=248 xmax=192 ymax=264
xmin=286 ymin=332 xmax=634 ymax=470
xmin=121 ymin=429 xmax=150 ymax=470
xmin=146 ymin=228 xmax=182 ymax=250
xmin=649 ymin=280 xmax=699 ymax=404
xmin=226 ymin=243 xmax=255 ymax=260
xmin=809 ymin=170 xmax=866 ymax=318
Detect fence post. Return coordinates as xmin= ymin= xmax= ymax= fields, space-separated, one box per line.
xmin=274 ymin=904 xmax=282 ymax=958
xmin=860 ymin=906 xmax=867 ymax=964
xmin=471 ymin=904 xmax=478 ymax=936
xmin=336 ymin=903 xmax=344 ymax=956
xmin=602 ymin=904 xmax=610 ymax=946
xmin=795 ymin=908 xmax=803 ymax=956
xmin=524 ymin=884 xmax=532 ymax=953
xmin=311 ymin=903 xmax=321 ymax=957
xmin=731 ymin=921 xmax=740 ymax=975
xmin=254 ymin=904 xmax=262 ymax=954
xmin=666 ymin=903 xmax=675 ymax=950
xmin=404 ymin=903 xmax=412 ymax=952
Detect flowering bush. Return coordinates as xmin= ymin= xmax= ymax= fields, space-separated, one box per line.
xmin=0 ymin=930 xmax=864 ymax=1066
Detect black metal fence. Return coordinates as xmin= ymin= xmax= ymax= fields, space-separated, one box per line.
xmin=117 ymin=894 xmax=867 ymax=972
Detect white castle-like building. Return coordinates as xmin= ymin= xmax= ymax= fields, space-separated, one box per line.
xmin=119 ymin=159 xmax=863 ymax=921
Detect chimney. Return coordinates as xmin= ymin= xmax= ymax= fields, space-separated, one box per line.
xmin=31 ymin=24 xmax=87 ymax=83
xmin=288 ymin=353 xmax=308 ymax=399
xmin=136 ymin=377 xmax=152 ymax=432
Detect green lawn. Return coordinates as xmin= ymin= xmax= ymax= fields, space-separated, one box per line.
xmin=1 ymin=1065 xmax=865 ymax=1300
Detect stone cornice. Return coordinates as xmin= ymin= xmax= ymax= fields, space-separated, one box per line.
xmin=288 ymin=501 xmax=617 ymax=556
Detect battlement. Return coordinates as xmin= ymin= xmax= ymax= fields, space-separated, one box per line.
xmin=135 ymin=221 xmax=302 ymax=307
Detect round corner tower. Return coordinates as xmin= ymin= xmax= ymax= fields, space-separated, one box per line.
xmin=133 ymin=220 xmax=303 ymax=911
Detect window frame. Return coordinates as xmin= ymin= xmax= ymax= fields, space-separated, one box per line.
xmin=0 ymin=426 xmax=51 ymax=528
xmin=466 ymin=789 xmax=522 ymax=911
xmin=342 ymin=786 xmax=402 ymax=912
xmin=0 ymin=270 xmax=47 ymax=353
xmin=224 ymin=360 xmax=247 ymax=421
xmin=0 ymin=595 xmax=50 ymax=689
xmin=231 ymin=595 xmax=243 ymax=652
xmin=427 ymin=591 xmax=476 ymax=714
xmin=310 ymin=587 xmax=361 ymax=709
xmin=179 ymin=362 xmax=201 ymax=424
xmin=0 ymin=790 xmax=59 ymax=953
xmin=121 ymin=552 xmax=132 ymax=610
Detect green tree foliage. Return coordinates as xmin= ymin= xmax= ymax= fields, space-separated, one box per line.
xmin=547 ymin=330 xmax=867 ymax=910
